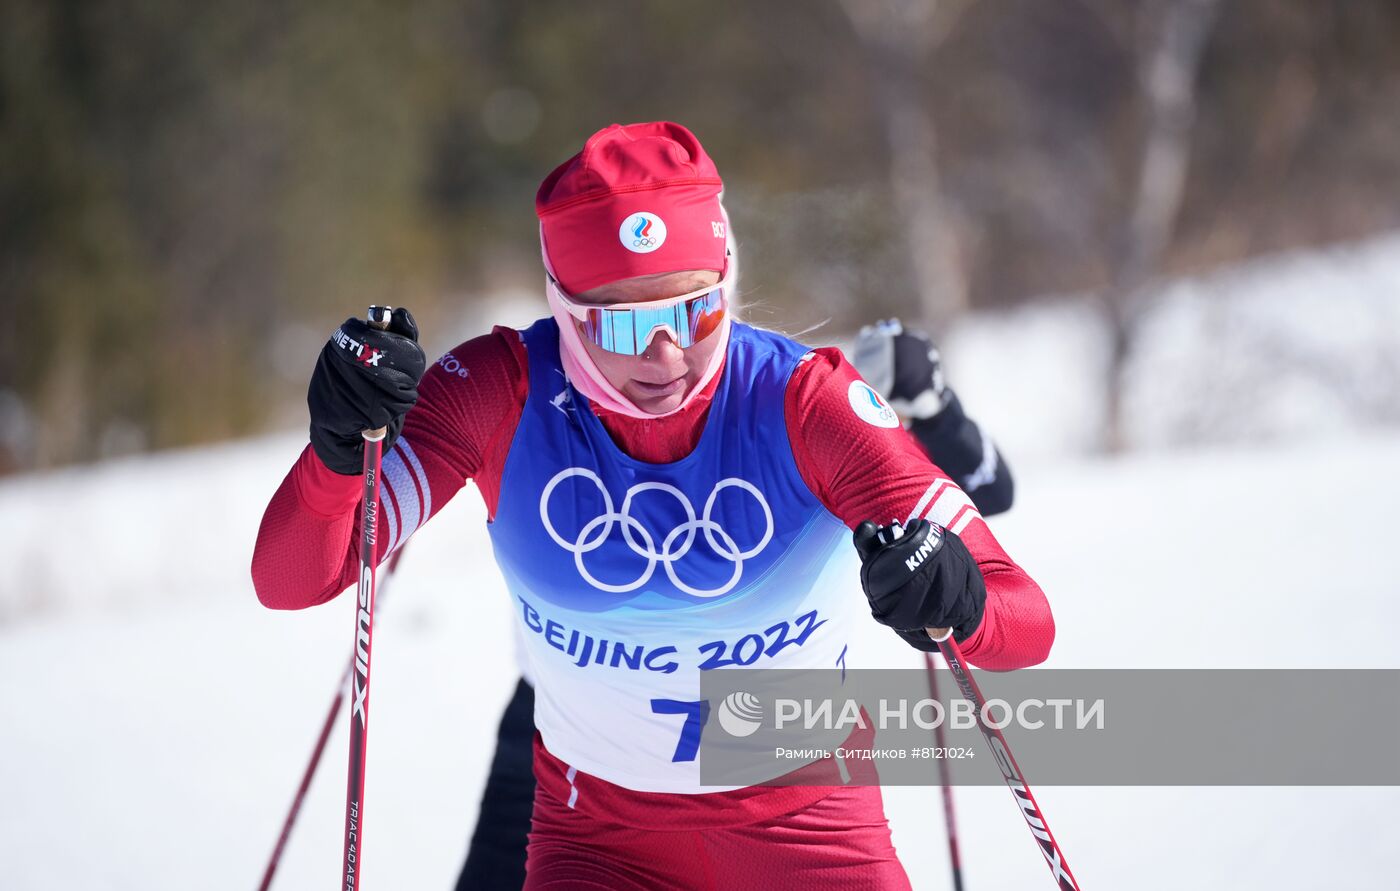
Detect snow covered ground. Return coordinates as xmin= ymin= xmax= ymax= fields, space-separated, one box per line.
xmin=2 ymin=427 xmax=1398 ymax=890
xmin=3 ymin=233 xmax=1400 ymax=889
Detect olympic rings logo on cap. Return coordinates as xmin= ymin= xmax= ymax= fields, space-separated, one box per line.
xmin=619 ymin=212 xmax=667 ymax=254
xmin=539 ymin=467 xmax=774 ymax=597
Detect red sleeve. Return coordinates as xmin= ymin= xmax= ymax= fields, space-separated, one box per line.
xmin=785 ymin=347 xmax=1054 ymax=670
xmin=251 ymin=327 xmax=528 ymax=610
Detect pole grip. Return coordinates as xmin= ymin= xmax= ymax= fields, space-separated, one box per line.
xmin=363 ymin=305 xmax=393 ymax=442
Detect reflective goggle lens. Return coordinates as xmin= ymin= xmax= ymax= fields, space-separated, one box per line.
xmin=568 ymin=284 xmax=727 ymax=356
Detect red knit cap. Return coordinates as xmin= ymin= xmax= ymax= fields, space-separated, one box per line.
xmin=536 ymin=122 xmax=728 ymax=295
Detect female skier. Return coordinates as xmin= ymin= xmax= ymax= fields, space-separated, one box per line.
xmin=252 ymin=121 xmax=1054 ymax=889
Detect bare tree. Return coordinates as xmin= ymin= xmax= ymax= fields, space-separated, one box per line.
xmin=838 ymin=0 xmax=975 ymax=327
xmin=1101 ymin=0 xmax=1221 ymax=452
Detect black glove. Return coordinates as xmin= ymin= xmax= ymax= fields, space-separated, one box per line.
xmin=852 ymin=518 xmax=986 ymax=650
xmin=850 ymin=319 xmax=950 ymax=420
xmin=308 ymin=307 xmax=426 ymax=474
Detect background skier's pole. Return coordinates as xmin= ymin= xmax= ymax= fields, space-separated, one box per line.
xmin=924 ymin=653 xmax=965 ymax=891
xmin=928 ymin=627 xmax=1081 ymax=890
xmin=341 ymin=305 xmax=393 ymax=891
xmin=257 ymin=550 xmax=404 ymax=891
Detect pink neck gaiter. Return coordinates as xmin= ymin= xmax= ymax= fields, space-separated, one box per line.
xmin=545 ymin=281 xmax=732 ymax=420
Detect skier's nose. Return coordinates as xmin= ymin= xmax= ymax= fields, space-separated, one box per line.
xmin=643 ymin=330 xmax=684 ymax=363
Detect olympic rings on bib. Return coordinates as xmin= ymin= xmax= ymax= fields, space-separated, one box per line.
xmin=539 ymin=467 xmax=774 ymax=597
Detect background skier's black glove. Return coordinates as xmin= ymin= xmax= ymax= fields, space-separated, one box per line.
xmin=850 ymin=319 xmax=951 ymax=420
xmin=307 ymin=307 xmax=426 ymax=474
xmin=853 ymin=518 xmax=986 ymax=651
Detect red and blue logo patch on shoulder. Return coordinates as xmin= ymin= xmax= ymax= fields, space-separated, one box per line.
xmin=847 ymin=380 xmax=901 ymax=429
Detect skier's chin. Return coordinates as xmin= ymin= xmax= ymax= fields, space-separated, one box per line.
xmin=631 ymin=389 xmax=686 ymax=415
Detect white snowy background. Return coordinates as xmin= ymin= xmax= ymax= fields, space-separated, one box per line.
xmin=3 ymin=234 xmax=1400 ymax=890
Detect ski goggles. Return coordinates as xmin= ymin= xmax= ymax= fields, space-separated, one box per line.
xmin=549 ymin=273 xmax=730 ymax=356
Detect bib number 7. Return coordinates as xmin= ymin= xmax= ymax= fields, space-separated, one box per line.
xmin=650 ymin=698 xmax=710 ymax=762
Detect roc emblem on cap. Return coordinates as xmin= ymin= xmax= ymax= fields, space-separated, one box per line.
xmin=620 ymin=212 xmax=667 ymax=254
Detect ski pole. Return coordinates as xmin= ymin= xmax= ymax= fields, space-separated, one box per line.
xmin=257 ymin=550 xmax=404 ymax=891
xmin=927 ymin=626 xmax=1081 ymax=890
xmin=342 ymin=305 xmax=393 ymax=891
xmin=923 ymin=653 xmax=965 ymax=891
